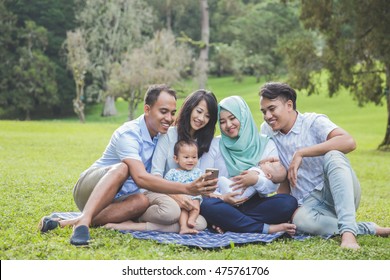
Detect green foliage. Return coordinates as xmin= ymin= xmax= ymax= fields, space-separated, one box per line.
xmin=76 ymin=0 xmax=155 ymax=99
xmin=5 ymin=0 xmax=77 ymax=116
xmin=0 ymin=0 xmax=18 ymax=101
xmin=1 ymin=0 xmax=389 ymax=149
xmin=210 ymin=0 xmax=303 ymax=77
xmin=145 ymin=0 xmax=202 ymax=41
xmin=108 ymin=29 xmax=192 ymax=120
xmin=12 ymin=49 xmax=59 ymax=120
xmin=281 ymin=0 xmax=390 ymax=148
xmin=1 ymin=76 xmax=389 ymax=260
xmin=0 ymin=18 xmax=59 ymax=120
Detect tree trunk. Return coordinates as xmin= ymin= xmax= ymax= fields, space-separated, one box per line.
xmin=127 ymin=89 xmax=141 ymax=121
xmin=196 ymin=0 xmax=209 ymax=89
xmin=102 ymin=95 xmax=117 ymax=117
xmin=73 ymin=81 xmax=86 ymax=123
xmin=73 ymin=98 xmax=85 ymax=123
xmin=378 ymin=64 xmax=390 ymax=150
xmin=128 ymin=99 xmax=135 ymax=121
xmin=25 ymin=109 xmax=31 ymax=121
xmin=166 ymin=0 xmax=172 ymax=30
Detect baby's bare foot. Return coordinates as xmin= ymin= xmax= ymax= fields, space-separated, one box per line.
xmin=268 ymin=223 xmax=296 ymax=235
xmin=187 ymin=219 xmax=196 ymax=228
xmin=340 ymin=232 xmax=360 ymax=250
xmin=179 ymin=226 xmax=199 ymax=235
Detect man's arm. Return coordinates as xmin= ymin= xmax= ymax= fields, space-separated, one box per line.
xmin=124 ymin=158 xmax=217 ymax=196
xmin=288 ymin=127 xmax=356 ymax=187
xmin=294 ymin=127 xmax=356 ymax=158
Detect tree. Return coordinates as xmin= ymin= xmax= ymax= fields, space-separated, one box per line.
xmin=107 ymin=29 xmax=192 ymax=120
xmin=64 ymin=29 xmax=89 ymax=123
xmin=12 ymin=20 xmax=58 ymax=120
xmin=6 ymin=0 xmax=77 ymax=117
xmin=227 ymin=1 xmax=301 ymax=79
xmin=281 ymin=0 xmax=390 ymax=150
xmin=0 ymin=0 xmax=18 ymax=114
xmin=195 ymin=0 xmax=210 ymax=89
xmin=75 ymin=0 xmax=154 ymax=116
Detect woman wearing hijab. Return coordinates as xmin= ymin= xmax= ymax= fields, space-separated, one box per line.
xmin=200 ymin=96 xmax=298 ymax=234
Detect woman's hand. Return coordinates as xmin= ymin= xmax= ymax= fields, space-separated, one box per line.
xmin=230 ymin=170 xmax=258 ymax=192
xmin=221 ymin=192 xmax=248 ymax=206
xmin=169 ymin=194 xmax=194 ymax=211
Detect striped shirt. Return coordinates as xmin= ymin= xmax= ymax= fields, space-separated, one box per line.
xmin=260 ymin=112 xmax=338 ymax=205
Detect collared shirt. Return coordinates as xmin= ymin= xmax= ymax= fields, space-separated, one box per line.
xmin=260 ymin=112 xmax=338 ymax=205
xmin=89 ymin=114 xmax=158 ymax=198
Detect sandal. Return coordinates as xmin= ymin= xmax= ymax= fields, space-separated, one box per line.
xmin=70 ymin=225 xmax=90 ymax=246
xmin=38 ymin=216 xmax=59 ymax=233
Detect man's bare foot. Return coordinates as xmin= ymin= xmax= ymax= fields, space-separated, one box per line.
xmin=104 ymin=220 xmax=146 ymax=231
xmin=340 ymin=232 xmax=360 ymax=250
xmin=268 ymin=223 xmax=296 ymax=235
xmin=179 ymin=226 xmax=198 ymax=234
xmin=374 ymin=224 xmax=390 ymax=237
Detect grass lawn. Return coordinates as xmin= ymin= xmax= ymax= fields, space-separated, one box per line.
xmin=0 ymin=76 xmax=389 ymax=260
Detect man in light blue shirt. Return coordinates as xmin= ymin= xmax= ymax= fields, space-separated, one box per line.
xmin=39 ymin=84 xmax=217 ymax=246
xmin=259 ymin=82 xmax=390 ymax=249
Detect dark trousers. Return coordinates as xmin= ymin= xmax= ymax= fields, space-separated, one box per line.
xmin=200 ymin=194 xmax=298 ymax=233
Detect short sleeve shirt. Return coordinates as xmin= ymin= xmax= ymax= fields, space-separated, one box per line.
xmin=260 ymin=112 xmax=338 ymax=204
xmin=89 ymin=114 xmax=158 ymax=198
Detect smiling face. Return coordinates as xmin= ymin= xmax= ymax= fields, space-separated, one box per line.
xmin=260 ymin=97 xmax=295 ymax=134
xmin=174 ymin=143 xmax=199 ymax=171
xmin=144 ymin=91 xmax=177 ymax=137
xmin=219 ymin=110 xmax=240 ymax=139
xmin=189 ymin=99 xmax=210 ymax=136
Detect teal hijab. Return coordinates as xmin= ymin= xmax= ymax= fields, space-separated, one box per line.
xmin=218 ymin=96 xmax=269 ymax=177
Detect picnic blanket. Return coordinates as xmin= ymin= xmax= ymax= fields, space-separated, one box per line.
xmin=50 ymin=212 xmax=313 ymax=249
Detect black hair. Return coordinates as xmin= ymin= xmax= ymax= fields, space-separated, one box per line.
xmin=176 ymin=89 xmax=218 ymax=157
xmin=259 ymin=82 xmax=297 ymax=110
xmin=144 ymin=84 xmax=177 ymax=106
xmin=173 ymin=139 xmax=198 ymax=157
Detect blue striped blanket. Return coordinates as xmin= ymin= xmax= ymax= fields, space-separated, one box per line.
xmin=51 ymin=212 xmax=313 ymax=249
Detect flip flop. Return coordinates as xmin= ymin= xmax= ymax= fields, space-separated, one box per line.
xmin=38 ymin=216 xmax=59 ymax=233
xmin=70 ymin=225 xmax=90 ymax=246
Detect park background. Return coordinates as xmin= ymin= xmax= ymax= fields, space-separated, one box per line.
xmin=1 ymin=0 xmax=389 ymax=260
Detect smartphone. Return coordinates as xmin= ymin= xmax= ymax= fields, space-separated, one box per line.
xmin=205 ymin=168 xmax=219 ymax=180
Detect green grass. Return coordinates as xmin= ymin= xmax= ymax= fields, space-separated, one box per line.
xmin=1 ymin=76 xmax=389 ymax=260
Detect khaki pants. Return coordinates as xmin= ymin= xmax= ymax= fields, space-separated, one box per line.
xmin=140 ymin=191 xmax=207 ymax=233
xmin=73 ymin=166 xmax=134 ymax=211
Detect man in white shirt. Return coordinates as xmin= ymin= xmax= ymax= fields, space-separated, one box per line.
xmin=259 ymin=81 xmax=390 ymax=249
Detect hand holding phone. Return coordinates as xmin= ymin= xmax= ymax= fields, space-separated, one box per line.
xmin=205 ymin=168 xmax=219 ymax=180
